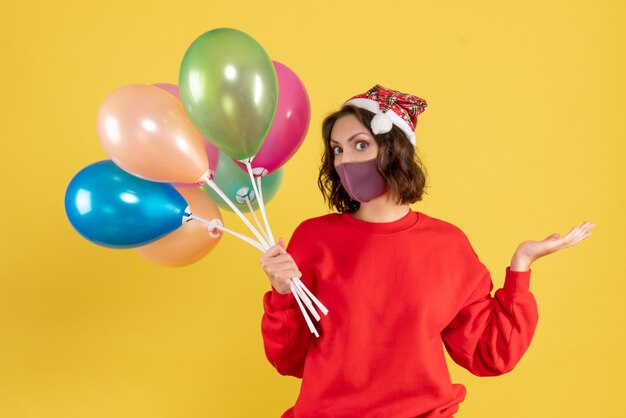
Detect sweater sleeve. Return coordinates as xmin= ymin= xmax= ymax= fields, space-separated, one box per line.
xmin=441 ymin=234 xmax=539 ymax=377
xmin=260 ymin=223 xmax=314 ymax=378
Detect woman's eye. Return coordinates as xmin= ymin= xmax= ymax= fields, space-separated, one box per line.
xmin=355 ymin=141 xmax=369 ymax=150
xmin=333 ymin=146 xmax=342 ymax=155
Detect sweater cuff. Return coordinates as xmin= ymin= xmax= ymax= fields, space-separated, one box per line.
xmin=268 ymin=286 xmax=298 ymax=311
xmin=503 ymin=266 xmax=532 ymax=295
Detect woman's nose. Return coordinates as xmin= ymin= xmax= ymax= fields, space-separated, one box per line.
xmin=339 ymin=154 xmax=351 ymax=164
xmin=337 ymin=150 xmax=355 ymax=164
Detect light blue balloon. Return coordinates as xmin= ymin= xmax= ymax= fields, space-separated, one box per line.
xmin=64 ymin=160 xmax=188 ymax=248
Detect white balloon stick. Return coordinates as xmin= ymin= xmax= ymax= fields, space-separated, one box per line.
xmin=244 ymin=162 xmax=275 ymax=245
xmin=293 ymin=277 xmax=329 ymax=316
xmin=189 ymin=215 xmax=266 ymax=253
xmin=290 ymin=280 xmax=319 ymax=338
xmin=244 ymin=197 xmax=269 ymax=243
xmin=291 ymin=278 xmax=321 ymax=322
xmin=255 ymin=175 xmax=276 ymax=244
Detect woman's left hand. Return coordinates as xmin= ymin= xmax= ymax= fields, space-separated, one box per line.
xmin=510 ymin=220 xmax=595 ymax=271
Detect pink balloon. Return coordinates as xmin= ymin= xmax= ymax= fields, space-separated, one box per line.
xmin=97 ymin=84 xmax=209 ymax=183
xmin=152 ymin=83 xmax=180 ymax=99
xmin=152 ymin=83 xmax=220 ymax=187
xmin=235 ymin=61 xmax=310 ymax=176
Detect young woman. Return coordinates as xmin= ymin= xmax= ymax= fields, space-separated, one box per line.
xmin=259 ymin=85 xmax=594 ymax=418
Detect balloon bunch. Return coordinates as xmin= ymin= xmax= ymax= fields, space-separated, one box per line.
xmin=64 ymin=28 xmax=327 ymax=336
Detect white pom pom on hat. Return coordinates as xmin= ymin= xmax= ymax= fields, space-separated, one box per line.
xmin=370 ymin=112 xmax=394 ymax=135
xmin=341 ymin=84 xmax=428 ymax=147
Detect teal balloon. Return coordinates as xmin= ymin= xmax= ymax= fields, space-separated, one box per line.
xmin=179 ymin=28 xmax=278 ymax=160
xmin=65 ymin=160 xmax=188 ymax=248
xmin=203 ymin=152 xmax=283 ymax=212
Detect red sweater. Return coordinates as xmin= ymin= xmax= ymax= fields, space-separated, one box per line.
xmin=261 ymin=210 xmax=538 ymax=418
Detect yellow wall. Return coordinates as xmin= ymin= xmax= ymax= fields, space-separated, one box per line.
xmin=1 ymin=1 xmax=624 ymax=417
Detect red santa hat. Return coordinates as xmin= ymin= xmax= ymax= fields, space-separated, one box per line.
xmin=342 ymin=84 xmax=428 ymax=146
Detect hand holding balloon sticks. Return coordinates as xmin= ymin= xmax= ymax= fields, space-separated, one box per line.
xmin=195 ymin=166 xmax=328 ymax=337
xmin=244 ymin=161 xmax=329 ymax=337
xmin=196 ymin=154 xmax=328 ymax=336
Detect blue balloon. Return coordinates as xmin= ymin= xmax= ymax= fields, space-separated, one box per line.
xmin=65 ymin=160 xmax=188 ymax=248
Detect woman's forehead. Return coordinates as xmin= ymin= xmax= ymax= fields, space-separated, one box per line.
xmin=330 ymin=115 xmax=372 ymax=144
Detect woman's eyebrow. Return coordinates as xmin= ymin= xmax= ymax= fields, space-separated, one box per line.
xmin=329 ymin=132 xmax=369 ymax=145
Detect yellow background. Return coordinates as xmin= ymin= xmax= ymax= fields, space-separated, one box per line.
xmin=1 ymin=0 xmax=624 ymax=417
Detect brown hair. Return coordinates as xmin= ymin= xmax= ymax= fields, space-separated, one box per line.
xmin=317 ymin=105 xmax=429 ymax=213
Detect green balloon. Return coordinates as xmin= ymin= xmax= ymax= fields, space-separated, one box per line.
xmin=179 ymin=28 xmax=278 ymax=160
xmin=203 ymin=152 xmax=283 ymax=212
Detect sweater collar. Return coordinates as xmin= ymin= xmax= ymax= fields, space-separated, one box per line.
xmin=337 ymin=209 xmax=421 ymax=234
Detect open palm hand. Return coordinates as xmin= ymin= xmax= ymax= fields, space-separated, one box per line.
xmin=514 ymin=221 xmax=595 ymax=267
